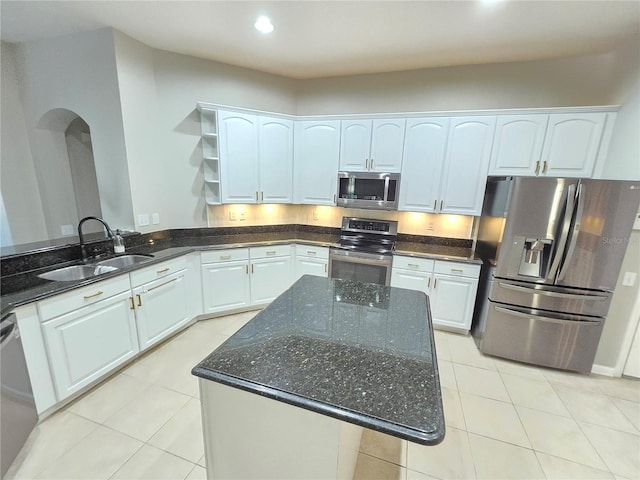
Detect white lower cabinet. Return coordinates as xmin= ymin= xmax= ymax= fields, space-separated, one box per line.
xmin=131 ymin=269 xmax=191 ymax=351
xmin=250 ymin=245 xmax=293 ymax=305
xmin=41 ymin=289 xmax=139 ymax=400
xmin=391 ymin=256 xmax=480 ymax=332
xmin=294 ymin=245 xmax=329 ymax=280
xmin=202 ymin=258 xmax=251 ymax=314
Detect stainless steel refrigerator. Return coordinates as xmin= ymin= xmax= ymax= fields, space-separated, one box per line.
xmin=472 ymin=177 xmax=640 ymax=372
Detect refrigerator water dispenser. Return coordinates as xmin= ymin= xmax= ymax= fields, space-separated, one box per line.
xmin=518 ymin=237 xmax=552 ymax=278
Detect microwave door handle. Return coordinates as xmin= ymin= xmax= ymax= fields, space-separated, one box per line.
xmin=383 ymin=176 xmax=389 ymax=202
xmin=558 ymin=182 xmax=585 ymax=281
xmin=547 ymin=183 xmax=576 ymax=282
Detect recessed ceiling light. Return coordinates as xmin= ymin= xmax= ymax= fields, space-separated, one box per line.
xmin=254 ymin=16 xmax=274 ymax=34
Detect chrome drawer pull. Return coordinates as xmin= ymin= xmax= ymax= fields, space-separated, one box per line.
xmin=220 ymin=254 xmax=232 ymax=260
xmin=157 ymin=267 xmax=170 ymax=274
xmin=266 ymin=251 xmax=276 ymax=256
xmin=451 ymin=268 xmax=464 ymax=273
xmin=498 ymin=282 xmax=607 ymax=301
xmin=407 ymin=263 xmax=419 ymax=268
xmin=306 ymin=251 xmax=316 ymax=255
xmin=83 ymin=290 xmax=103 ymax=300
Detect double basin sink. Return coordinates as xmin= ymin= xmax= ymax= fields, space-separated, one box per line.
xmin=38 ymin=254 xmax=155 ymax=282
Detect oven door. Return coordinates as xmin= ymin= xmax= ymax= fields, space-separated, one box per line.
xmin=328 ymin=248 xmax=393 ymax=286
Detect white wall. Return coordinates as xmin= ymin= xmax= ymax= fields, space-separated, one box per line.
xmin=15 ymin=28 xmax=135 ymax=234
xmin=112 ymin=35 xmax=297 ymax=231
xmin=295 ymin=49 xmax=635 ymax=115
xmin=0 ymin=41 xmax=47 ymax=245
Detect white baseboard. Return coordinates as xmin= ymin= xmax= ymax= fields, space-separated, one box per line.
xmin=591 ymin=364 xmax=618 ymax=377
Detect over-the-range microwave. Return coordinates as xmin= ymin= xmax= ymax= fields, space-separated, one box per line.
xmin=336 ymin=171 xmax=400 ymax=210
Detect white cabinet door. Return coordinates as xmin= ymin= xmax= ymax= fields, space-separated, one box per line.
xmin=439 ymin=116 xmax=496 ymax=215
xmin=133 ymin=270 xmax=191 ymax=351
xmin=398 ymin=117 xmax=449 ymax=212
xmin=293 ymin=120 xmax=341 ymax=205
xmin=259 ymin=116 xmax=294 ymax=203
xmin=218 ymin=110 xmax=259 ymax=203
xmin=430 ymin=273 xmax=479 ymax=332
xmin=340 ymin=120 xmax=371 ymax=171
xmin=541 ymin=113 xmax=606 ymax=178
xmin=42 ymin=291 xmax=139 ymax=399
xmin=295 ymin=256 xmax=328 ymax=280
xmin=489 ymin=115 xmax=548 ymax=176
xmin=201 ymin=260 xmax=251 ymax=314
xmin=250 ymin=257 xmax=292 ymax=304
xmin=370 ymin=119 xmax=406 ymax=172
xmin=390 ymin=269 xmax=431 ymax=295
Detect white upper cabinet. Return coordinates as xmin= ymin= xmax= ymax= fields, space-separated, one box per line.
xmin=398 ymin=117 xmax=450 ymax=212
xmin=218 ymin=110 xmax=260 ymax=203
xmin=489 ymin=112 xmax=607 ymax=178
xmin=259 ymin=116 xmax=294 ymax=203
xmin=339 ymin=119 xmax=405 ymax=172
xmin=439 ymin=116 xmax=497 ymax=215
xmin=541 ymin=113 xmax=606 ymax=178
xmin=293 ymin=120 xmax=341 ymax=205
xmin=489 ymin=115 xmax=548 ymax=176
xmin=219 ymin=110 xmax=294 ymax=204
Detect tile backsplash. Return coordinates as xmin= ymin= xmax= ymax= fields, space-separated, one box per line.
xmin=207 ymin=205 xmax=474 ymax=239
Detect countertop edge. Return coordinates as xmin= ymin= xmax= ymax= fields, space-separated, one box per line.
xmin=1 ymin=237 xmax=479 ymax=316
xmin=191 ymin=367 xmax=445 ymax=446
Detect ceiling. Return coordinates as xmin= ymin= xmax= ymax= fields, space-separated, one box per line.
xmin=1 ymin=1 xmax=639 ymax=79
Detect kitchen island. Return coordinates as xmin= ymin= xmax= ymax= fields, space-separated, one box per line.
xmin=192 ymin=275 xmax=445 ymax=480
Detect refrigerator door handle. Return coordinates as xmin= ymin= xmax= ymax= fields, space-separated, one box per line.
xmin=497 ymin=282 xmax=608 ymax=301
xmin=558 ymin=182 xmax=585 ymax=281
xmin=547 ymin=183 xmax=576 ymax=282
xmin=494 ymin=306 xmax=601 ymax=326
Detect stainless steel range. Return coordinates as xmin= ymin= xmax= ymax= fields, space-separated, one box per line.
xmin=329 ymin=217 xmax=398 ymax=286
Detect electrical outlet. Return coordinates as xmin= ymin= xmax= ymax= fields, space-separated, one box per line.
xmin=427 ymin=222 xmax=435 ymax=231
xmin=622 ymin=272 xmax=637 ymax=287
xmin=61 ymin=224 xmax=74 ymax=236
xmin=152 ymin=213 xmax=160 ymax=225
xmin=312 ymin=209 xmax=319 ymax=221
xmin=137 ymin=214 xmax=150 ymax=227
xmin=238 ymin=209 xmax=246 ymax=221
xmin=229 ymin=210 xmax=237 ymax=221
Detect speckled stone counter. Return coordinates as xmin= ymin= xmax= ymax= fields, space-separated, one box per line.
xmin=192 ymin=275 xmax=445 ymax=446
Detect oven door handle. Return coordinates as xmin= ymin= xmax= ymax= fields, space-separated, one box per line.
xmin=330 ymin=250 xmax=391 ymax=263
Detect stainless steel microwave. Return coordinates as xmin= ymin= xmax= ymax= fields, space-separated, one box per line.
xmin=336 ymin=172 xmax=400 ymax=210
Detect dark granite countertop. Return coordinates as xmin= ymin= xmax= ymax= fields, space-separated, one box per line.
xmin=0 ymin=225 xmax=479 ymax=317
xmin=192 ymin=275 xmax=445 ymax=446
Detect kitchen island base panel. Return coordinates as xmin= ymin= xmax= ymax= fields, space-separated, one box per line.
xmin=200 ymin=380 xmax=363 ymax=480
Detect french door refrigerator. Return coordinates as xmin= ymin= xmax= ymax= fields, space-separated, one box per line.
xmin=473 ymin=177 xmax=640 ymax=372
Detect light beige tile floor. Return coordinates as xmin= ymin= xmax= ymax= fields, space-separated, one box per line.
xmin=6 ymin=313 xmax=640 ymax=480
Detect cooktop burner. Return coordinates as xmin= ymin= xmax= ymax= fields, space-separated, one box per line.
xmin=336 ymin=217 xmax=398 ymax=255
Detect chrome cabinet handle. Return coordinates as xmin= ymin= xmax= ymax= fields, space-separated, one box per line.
xmin=427 ymin=277 xmax=431 ymax=288
xmin=407 ymin=263 xmax=419 ymax=268
xmin=542 ymin=160 xmax=548 ymax=174
xmin=83 ymin=290 xmax=103 ymax=300
xmin=157 ymin=267 xmax=170 ymax=274
xmin=256 ymin=191 xmax=259 ymax=201
xmin=333 ymin=194 xmax=337 ymax=203
xmin=371 ymin=158 xmax=374 ymax=170
xmin=246 ymin=264 xmax=249 ymax=274
xmin=306 ymin=251 xmax=316 ymax=255
xmin=129 ymin=297 xmax=135 ymax=310
xmin=266 ymin=251 xmax=276 ymax=256
xmin=440 ymin=200 xmax=443 ymax=211
xmin=433 ymin=278 xmax=437 ymax=288
xmin=534 ymin=160 xmax=540 ymax=175
xmin=451 ymin=268 xmax=464 ymax=273
xmin=365 ymin=159 xmax=369 ymax=169
xmin=433 ymin=200 xmax=437 ymax=210
xmin=324 ymin=264 xmax=327 ymax=273
xmin=261 ymin=191 xmax=264 ymax=202
xmin=220 ymin=254 xmax=232 ymax=260
xmin=136 ymin=294 xmax=142 ymax=306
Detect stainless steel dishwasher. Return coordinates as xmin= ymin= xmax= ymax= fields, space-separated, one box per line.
xmin=1 ymin=313 xmax=38 ymax=478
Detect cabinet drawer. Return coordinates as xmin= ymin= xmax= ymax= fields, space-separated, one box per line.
xmin=393 ymin=256 xmax=434 ymax=272
xmin=433 ymin=260 xmax=480 ymax=278
xmin=39 ymin=275 xmax=131 ymax=321
xmin=201 ymin=248 xmax=249 ymax=264
xmin=250 ymin=244 xmax=291 ymax=259
xmin=295 ymin=244 xmax=329 ymax=260
xmin=130 ymin=256 xmax=188 ymax=287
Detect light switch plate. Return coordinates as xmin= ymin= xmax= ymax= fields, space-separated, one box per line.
xmin=138 ymin=214 xmax=150 ymax=227
xmin=152 ymin=213 xmax=160 ymax=225
xmin=623 ymin=272 xmax=637 ymax=287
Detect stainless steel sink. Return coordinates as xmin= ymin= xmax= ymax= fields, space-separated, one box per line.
xmin=38 ymin=265 xmax=119 ymax=282
xmin=95 ymin=254 xmax=154 ymax=269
